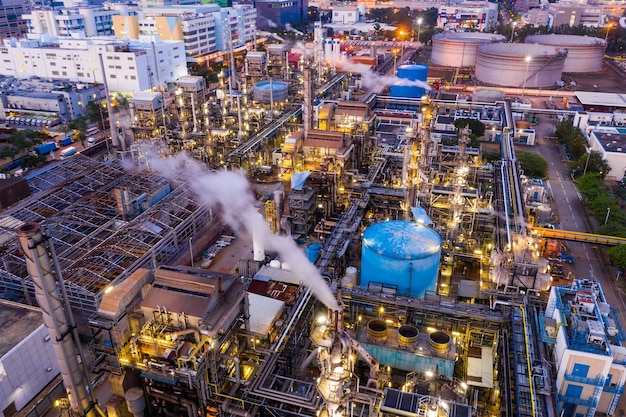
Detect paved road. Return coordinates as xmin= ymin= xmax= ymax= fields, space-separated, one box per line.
xmin=527 ymin=112 xmax=626 ymax=411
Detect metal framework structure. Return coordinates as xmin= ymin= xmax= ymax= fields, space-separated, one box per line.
xmin=0 ymin=155 xmax=213 ymax=319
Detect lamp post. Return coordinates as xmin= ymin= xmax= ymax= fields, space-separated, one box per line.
xmin=417 ymin=17 xmax=423 ymax=45
xmin=522 ymin=55 xmax=532 ymax=97
xmin=583 ymin=148 xmax=591 ymax=175
xmin=189 ymin=237 xmax=194 ymax=267
xmin=510 ymin=21 xmax=517 ymax=43
xmin=605 ymin=22 xmax=613 ymax=41
xmin=604 ymin=207 xmax=611 ymax=225
xmin=399 ymin=30 xmax=405 ymax=63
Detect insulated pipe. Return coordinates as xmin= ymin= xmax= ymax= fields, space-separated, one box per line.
xmin=17 ymin=223 xmax=92 ymax=417
xmin=146 ymin=386 xmax=198 ymax=417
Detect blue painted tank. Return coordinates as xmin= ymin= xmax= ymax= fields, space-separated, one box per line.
xmin=361 ymin=220 xmax=441 ymax=298
xmin=389 ymin=64 xmax=428 ymax=99
xmin=306 ymin=242 xmax=322 ymax=263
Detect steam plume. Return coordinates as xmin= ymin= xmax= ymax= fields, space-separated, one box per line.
xmin=149 ymin=152 xmax=340 ymax=311
xmin=332 ymin=55 xmax=431 ymax=91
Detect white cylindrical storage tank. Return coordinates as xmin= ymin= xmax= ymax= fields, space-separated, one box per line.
xmin=269 ymin=259 xmax=281 ymax=268
xmin=253 ymin=81 xmax=289 ymax=103
xmin=125 ymin=388 xmax=146 ymax=417
xmin=432 ymin=32 xmax=506 ymax=68
xmin=324 ymin=38 xmax=333 ymax=63
xmin=475 ymin=43 xmax=567 ymax=88
xmin=333 ymin=38 xmax=341 ymax=63
xmin=525 ymin=34 xmax=606 ymax=73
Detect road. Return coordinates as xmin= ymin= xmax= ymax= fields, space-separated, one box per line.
xmin=528 ymin=112 xmax=626 ymax=411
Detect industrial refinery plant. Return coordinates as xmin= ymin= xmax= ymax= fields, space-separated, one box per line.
xmin=1 ymin=29 xmax=626 ymax=417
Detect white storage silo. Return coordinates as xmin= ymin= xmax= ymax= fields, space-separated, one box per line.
xmin=475 ymin=43 xmax=567 ymax=88
xmin=525 ymin=34 xmax=606 ymax=73
xmin=431 ymin=32 xmax=506 ymax=68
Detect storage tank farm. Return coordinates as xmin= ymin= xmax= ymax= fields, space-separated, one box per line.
xmin=475 ymin=43 xmax=567 ymax=88
xmin=431 ymin=32 xmax=506 ymax=68
xmin=389 ymin=64 xmax=428 ymax=99
xmin=360 ymin=220 xmax=442 ymax=298
xmin=525 ymin=34 xmax=606 ymax=73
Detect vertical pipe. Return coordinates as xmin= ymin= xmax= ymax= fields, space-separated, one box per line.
xmin=98 ymin=53 xmax=121 ymax=150
xmin=17 ymin=223 xmax=92 ymax=417
xmin=303 ymin=66 xmax=311 ymax=138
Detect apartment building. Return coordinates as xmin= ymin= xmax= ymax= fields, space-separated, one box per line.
xmin=113 ymin=4 xmax=256 ymax=63
xmin=23 ymin=6 xmax=118 ymax=37
xmin=0 ymin=37 xmax=187 ymax=92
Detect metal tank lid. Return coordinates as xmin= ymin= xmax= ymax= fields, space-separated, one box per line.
xmin=398 ymin=64 xmax=428 ymax=71
xmin=362 ymin=220 xmax=441 ymax=260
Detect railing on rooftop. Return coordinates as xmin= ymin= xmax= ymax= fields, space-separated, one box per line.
xmin=563 ymin=373 xmax=605 ymax=387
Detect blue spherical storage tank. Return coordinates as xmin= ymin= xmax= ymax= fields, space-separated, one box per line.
xmin=361 ymin=220 xmax=441 ymax=298
xmin=389 ymin=64 xmax=428 ymax=99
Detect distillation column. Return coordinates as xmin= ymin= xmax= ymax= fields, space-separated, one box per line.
xmin=17 ymin=223 xmax=95 ymax=417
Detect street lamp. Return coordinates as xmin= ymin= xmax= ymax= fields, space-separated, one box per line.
xmin=522 ymin=55 xmax=532 ymax=96
xmin=417 ymin=17 xmax=423 ymax=45
xmin=604 ymin=207 xmax=611 ymax=225
xmin=510 ymin=21 xmax=517 ymax=43
xmin=605 ymin=22 xmax=613 ymax=41
xmin=583 ymin=148 xmax=591 ymax=175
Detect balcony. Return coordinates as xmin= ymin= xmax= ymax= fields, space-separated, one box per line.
xmin=603 ymin=383 xmax=625 ymax=395
xmin=564 ymin=373 xmax=605 ymax=387
xmin=557 ymin=394 xmax=595 ymax=408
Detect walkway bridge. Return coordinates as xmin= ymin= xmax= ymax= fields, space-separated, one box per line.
xmin=531 ymin=227 xmax=626 ymax=246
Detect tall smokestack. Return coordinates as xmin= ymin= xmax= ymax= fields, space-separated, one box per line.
xmin=252 ymin=213 xmax=266 ymax=262
xmin=17 ymin=223 xmax=93 ymax=417
xmin=303 ymin=66 xmax=311 ymax=138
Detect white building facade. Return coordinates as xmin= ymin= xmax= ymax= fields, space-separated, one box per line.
xmin=0 ymin=37 xmax=187 ymax=93
xmin=544 ymin=280 xmax=626 ymax=417
xmin=331 ymin=6 xmax=360 ymax=24
xmin=113 ymin=4 xmax=255 ymax=63
xmin=436 ymin=1 xmax=499 ymax=31
xmin=22 ymin=6 xmax=118 ymax=38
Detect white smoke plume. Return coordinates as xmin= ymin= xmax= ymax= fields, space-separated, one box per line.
xmin=332 ymin=55 xmax=431 ymax=91
xmin=285 ymin=23 xmax=304 ymax=36
xmin=257 ymin=30 xmax=285 ymax=43
xmin=148 ymin=152 xmax=340 ymax=311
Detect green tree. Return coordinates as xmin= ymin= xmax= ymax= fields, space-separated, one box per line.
xmin=482 ymin=151 xmax=500 ymax=163
xmin=454 ymin=118 xmax=486 ymax=137
xmin=517 ymin=152 xmax=548 ymax=177
xmin=571 ymin=150 xmax=611 ymax=177
xmin=85 ymin=101 xmax=105 ymax=129
xmin=68 ymin=116 xmax=88 ymax=134
xmin=607 ymin=245 xmax=626 ymax=269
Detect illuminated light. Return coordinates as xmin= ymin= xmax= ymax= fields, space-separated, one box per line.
xmin=104 ymin=285 xmax=114 ymax=294
xmin=426 ymin=327 xmax=436 ymax=333
xmin=451 ymin=331 xmax=461 ymax=337
xmin=316 ymin=315 xmax=327 ymax=325
xmin=425 ymin=370 xmax=434 ymax=378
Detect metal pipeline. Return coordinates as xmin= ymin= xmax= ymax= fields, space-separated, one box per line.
xmin=146 ymin=386 xmax=198 ymax=417
xmin=219 ymin=354 xmax=241 ymax=383
xmin=17 ymin=223 xmax=92 ymax=417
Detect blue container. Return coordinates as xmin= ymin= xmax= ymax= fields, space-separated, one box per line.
xmin=306 ymin=242 xmax=322 ymax=263
xmin=389 ymin=64 xmax=428 ymax=99
xmin=361 ymin=220 xmax=441 ymax=298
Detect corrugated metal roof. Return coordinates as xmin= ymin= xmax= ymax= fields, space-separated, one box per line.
xmin=575 ymin=92 xmax=626 ymax=107
xmin=247 ymin=292 xmax=284 ymax=336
